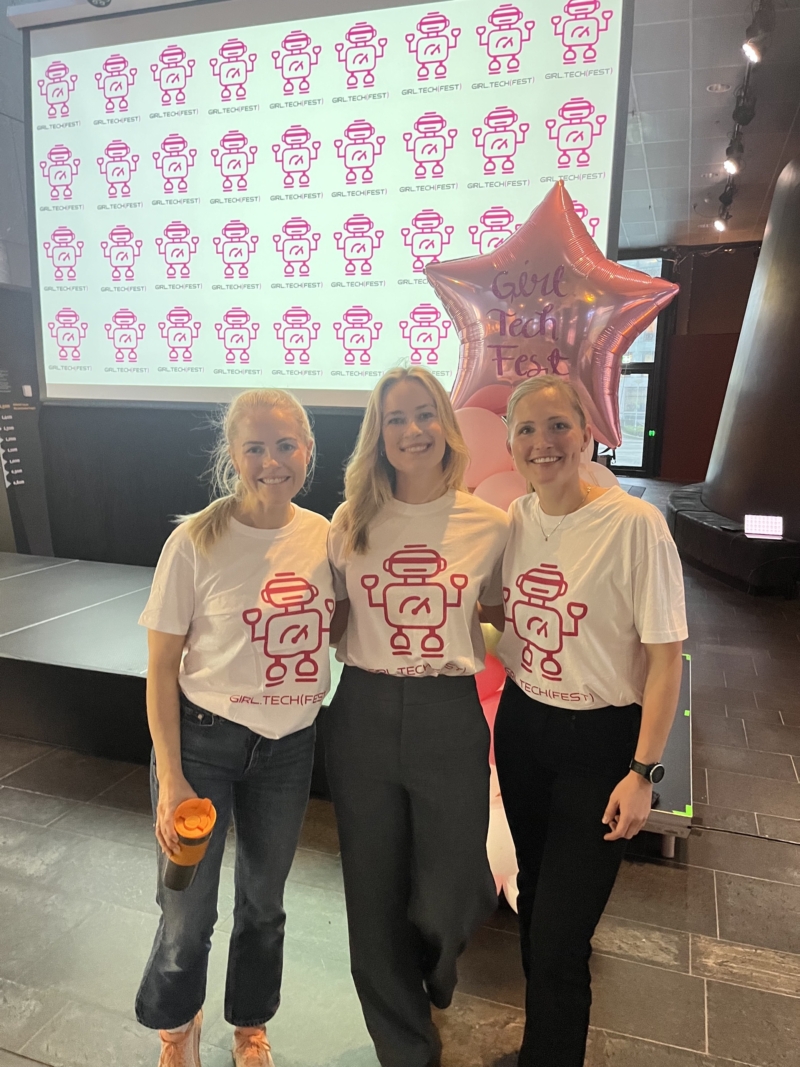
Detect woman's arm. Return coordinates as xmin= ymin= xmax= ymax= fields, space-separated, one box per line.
xmin=146 ymin=628 xmax=198 ymax=856
xmin=602 ymin=640 xmax=683 ymax=841
xmin=330 ymin=598 xmax=350 ymax=645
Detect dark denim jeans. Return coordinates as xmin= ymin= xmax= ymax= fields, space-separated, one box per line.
xmin=135 ymin=696 xmax=315 ymax=1031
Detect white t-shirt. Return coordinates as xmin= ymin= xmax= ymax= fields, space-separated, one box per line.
xmin=329 ymin=490 xmax=509 ymax=677
xmin=139 ymin=506 xmax=335 ymax=739
xmin=495 ymin=487 xmax=688 ymax=708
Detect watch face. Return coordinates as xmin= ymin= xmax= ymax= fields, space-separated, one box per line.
xmin=650 ymin=764 xmax=665 ymax=784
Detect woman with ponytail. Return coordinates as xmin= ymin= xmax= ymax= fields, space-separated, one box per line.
xmin=135 ymin=389 xmax=334 ymax=1067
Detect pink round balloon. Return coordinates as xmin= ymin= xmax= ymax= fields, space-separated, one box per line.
xmin=456 ymin=407 xmax=514 ymax=489
xmin=481 ymin=690 xmax=502 ymax=764
xmin=426 ymin=182 xmax=679 ymax=448
xmin=476 ymin=651 xmax=506 ymax=701
xmin=474 ymin=470 xmax=528 ymax=512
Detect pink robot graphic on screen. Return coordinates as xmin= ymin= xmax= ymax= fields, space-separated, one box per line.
xmin=158 ymin=307 xmax=200 ymax=363
xmin=213 ymin=220 xmax=259 ymax=280
xmin=399 ymin=304 xmax=451 ymax=365
xmin=212 ymin=130 xmax=257 ymax=193
xmin=48 ymin=308 xmax=86 ymax=361
xmin=243 ymin=573 xmax=334 ymax=688
xmin=334 ymin=214 xmax=383 ymax=276
xmin=150 ymin=44 xmax=195 ymax=105
xmin=406 ymin=11 xmax=461 ymax=81
xmin=272 ymin=126 xmax=318 ymax=189
xmin=401 ymin=208 xmax=453 ymax=272
xmin=272 ymin=217 xmax=320 ymax=277
xmin=273 ymin=306 xmax=320 ymax=365
xmin=152 ymin=133 xmax=196 ymax=194
xmin=155 ymin=221 xmax=199 ymax=279
xmin=95 ymin=54 xmax=137 ymax=113
xmin=105 ymin=309 xmax=145 ymax=363
xmin=335 ymin=119 xmax=385 ymax=185
xmin=552 ymin=1 xmax=613 ymax=65
xmin=573 ymin=200 xmax=600 ymax=238
xmin=403 ymin=112 xmax=457 ymax=179
xmin=335 ymin=22 xmax=387 ymax=89
xmin=40 ymin=145 xmax=80 ymax=201
xmin=545 ymin=97 xmax=606 ymax=168
xmin=215 ymin=307 xmax=259 ymax=364
xmin=469 ymin=205 xmax=520 ymax=253
xmin=43 ymin=227 xmax=83 ymax=281
xmin=473 ymin=105 xmax=528 ymax=174
xmin=38 ymin=61 xmax=77 ymax=119
xmin=97 ymin=140 xmax=139 ymax=198
xmin=101 ymin=225 xmax=142 ymax=282
xmin=504 ymin=564 xmax=587 ymax=679
xmin=272 ymin=30 xmax=321 ymax=96
xmin=362 ymin=545 xmax=467 ymax=656
xmin=209 ymin=39 xmax=257 ymax=101
xmin=475 ymin=5 xmax=535 ymax=74
xmin=334 ymin=306 xmax=382 ymax=365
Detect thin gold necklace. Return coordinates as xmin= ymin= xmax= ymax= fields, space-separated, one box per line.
xmin=537 ymin=486 xmax=590 ymax=542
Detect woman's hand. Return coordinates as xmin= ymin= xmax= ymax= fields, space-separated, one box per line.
xmin=155 ymin=773 xmax=198 ymax=856
xmin=602 ymin=771 xmax=652 ymax=841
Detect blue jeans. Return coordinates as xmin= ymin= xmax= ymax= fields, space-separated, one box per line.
xmin=135 ymin=696 xmax=315 ymax=1031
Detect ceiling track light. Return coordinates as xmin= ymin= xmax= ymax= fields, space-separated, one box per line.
xmin=743 ymin=0 xmax=776 ymax=63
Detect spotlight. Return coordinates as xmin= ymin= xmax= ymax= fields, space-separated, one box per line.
xmin=743 ymin=39 xmax=762 ymax=62
xmin=719 ymin=184 xmax=736 ymax=209
xmin=724 ymin=135 xmax=744 ymax=175
xmin=732 ymin=90 xmax=757 ymax=126
xmin=743 ymin=1 xmax=776 ymax=63
xmin=714 ymin=218 xmax=727 ymax=232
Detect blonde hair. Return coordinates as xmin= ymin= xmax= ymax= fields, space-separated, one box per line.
xmin=339 ymin=366 xmax=469 ymax=555
xmin=180 ymin=389 xmax=314 ymax=555
xmin=506 ymin=375 xmax=587 ymax=434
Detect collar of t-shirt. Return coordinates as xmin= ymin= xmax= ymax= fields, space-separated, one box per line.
xmin=228 ymin=507 xmax=301 ymax=542
xmin=381 ymin=489 xmax=457 ymax=519
xmin=530 ymin=486 xmax=626 ymax=532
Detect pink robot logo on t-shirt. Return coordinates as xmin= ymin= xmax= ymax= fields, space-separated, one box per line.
xmin=101 ymin=225 xmax=142 ymax=281
xmin=152 ymin=133 xmax=196 ymax=194
xmin=158 ymin=307 xmax=200 ymax=363
xmin=272 ymin=217 xmax=320 ymax=277
xmin=334 ymin=214 xmax=383 ymax=276
xmin=272 ymin=126 xmax=318 ymax=189
xmin=469 ymin=205 xmax=520 ymax=254
xmin=105 ymin=308 xmax=145 ymax=363
xmin=212 ymin=130 xmax=258 ymax=193
xmin=476 ymin=6 xmax=535 ymax=74
xmin=155 ymin=221 xmax=199 ymax=279
xmin=38 ymin=61 xmax=78 ymax=119
xmin=399 ymin=304 xmax=451 ymax=365
xmin=334 ymin=305 xmax=382 ymax=365
xmin=362 ymin=544 xmax=468 ymax=656
xmin=473 ymin=106 xmax=528 ymax=175
xmin=209 ymin=39 xmax=257 ymax=101
xmin=43 ymin=226 xmax=84 ymax=281
xmin=95 ymin=53 xmax=137 ymax=114
xmin=48 ymin=308 xmax=87 ymax=361
xmin=504 ymin=563 xmax=587 ymax=680
xmin=335 ymin=119 xmax=385 ymax=185
xmin=214 ymin=220 xmax=259 ymax=280
xmin=272 ymin=29 xmax=321 ymax=96
xmin=545 ymin=97 xmax=606 ymax=169
xmin=40 ymin=144 xmax=80 ymax=201
xmin=215 ymin=307 xmax=259 ymax=364
xmin=273 ymin=306 xmax=320 ymax=365
xmin=401 ymin=209 xmax=453 ymax=273
xmin=97 ymin=140 xmax=139 ymax=198
xmin=552 ymin=1 xmax=613 ymax=65
xmin=335 ymin=22 xmax=387 ymax=89
xmin=406 ymin=11 xmax=461 ymax=81
xmin=243 ymin=573 xmax=334 ymax=687
xmin=573 ymin=200 xmax=600 ymax=238
xmin=151 ymin=44 xmax=195 ymax=106
xmin=404 ymin=112 xmax=457 ymax=179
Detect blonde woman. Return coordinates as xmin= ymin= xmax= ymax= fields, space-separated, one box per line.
xmin=484 ymin=375 xmax=686 ymax=1067
xmin=326 ymin=367 xmax=509 ymax=1067
xmin=135 ymin=390 xmax=334 ymax=1067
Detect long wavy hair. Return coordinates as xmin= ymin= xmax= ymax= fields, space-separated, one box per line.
xmin=339 ymin=367 xmax=469 ymax=555
xmin=180 ymin=389 xmax=314 ymax=555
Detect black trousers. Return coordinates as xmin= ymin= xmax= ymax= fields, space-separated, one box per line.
xmin=324 ymin=666 xmax=496 ymax=1067
xmin=494 ymin=679 xmax=641 ymax=1067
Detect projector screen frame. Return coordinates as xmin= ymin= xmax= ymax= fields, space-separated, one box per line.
xmin=23 ymin=0 xmax=634 ymax=413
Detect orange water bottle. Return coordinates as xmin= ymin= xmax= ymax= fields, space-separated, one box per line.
xmin=164 ymin=798 xmax=217 ymax=891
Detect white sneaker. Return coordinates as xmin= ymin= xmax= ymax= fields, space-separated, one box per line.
xmin=232 ymin=1026 xmax=275 ymax=1067
xmin=158 ymin=1009 xmax=202 ymax=1067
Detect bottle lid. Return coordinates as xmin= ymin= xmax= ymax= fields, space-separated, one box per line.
xmin=174 ymin=797 xmax=216 ymax=838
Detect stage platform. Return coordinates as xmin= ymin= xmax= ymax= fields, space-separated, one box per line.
xmin=0 ymin=551 xmax=691 ymax=850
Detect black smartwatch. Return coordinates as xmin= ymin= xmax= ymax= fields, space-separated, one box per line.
xmin=630 ymin=759 xmax=665 ymax=784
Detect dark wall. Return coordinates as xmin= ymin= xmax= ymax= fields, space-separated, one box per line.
xmin=40 ymin=405 xmax=362 ymax=566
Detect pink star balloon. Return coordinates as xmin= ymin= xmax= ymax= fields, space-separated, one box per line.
xmin=425 ymin=182 xmax=679 ymax=447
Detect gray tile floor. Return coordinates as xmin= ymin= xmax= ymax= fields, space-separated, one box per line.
xmin=0 ymin=482 xmax=798 ymax=1067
